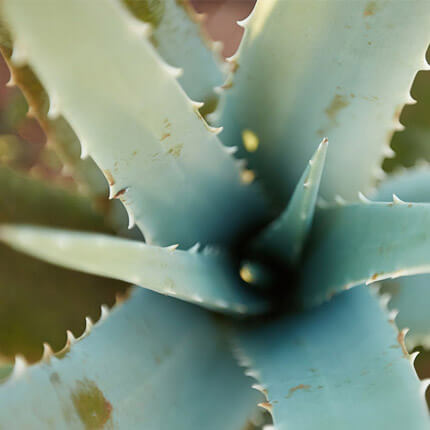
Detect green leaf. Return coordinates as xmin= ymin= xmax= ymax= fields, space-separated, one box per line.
xmin=219 ymin=0 xmax=430 ymax=204
xmin=1 ymin=0 xmax=267 ymax=248
xmin=300 ymin=199 xmax=430 ymax=307
xmin=381 ymin=275 xmax=430 ymax=350
xmin=232 ymin=287 xmax=429 ymax=430
xmin=0 ymin=288 xmax=260 ymax=429
xmin=0 ymin=165 xmax=126 ymax=361
xmin=0 ymin=226 xmax=269 ymax=315
xmin=374 ymin=167 xmax=430 ymax=350
xmin=252 ymin=139 xmax=327 ymax=265
xmin=123 ymin=0 xmax=226 ymax=115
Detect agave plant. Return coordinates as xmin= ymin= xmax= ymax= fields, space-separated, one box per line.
xmin=0 ymin=0 xmax=430 ymax=428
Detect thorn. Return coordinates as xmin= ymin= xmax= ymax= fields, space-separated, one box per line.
xmin=47 ymin=93 xmax=61 ymax=119
xmin=358 ymin=192 xmax=371 ymax=203
xmin=163 ymin=63 xmax=183 ymax=78
xmin=188 ymin=243 xmax=200 ymax=253
xmin=165 ymin=244 xmax=179 ymax=252
xmin=10 ymin=41 xmax=27 ymax=66
xmin=244 ymin=369 xmax=261 ymax=379
xmin=409 ymin=350 xmax=420 ymax=366
xmin=66 ymin=330 xmax=76 ymax=347
xmin=207 ymin=125 xmax=223 ymax=135
xmin=382 ymin=146 xmax=395 ymax=158
xmin=190 ymin=100 xmax=204 ymax=110
xmin=84 ymin=317 xmax=93 ymax=336
xmin=211 ymin=40 xmax=224 ymax=55
xmin=100 ymin=305 xmax=110 ymax=322
xmin=334 ymin=195 xmax=346 ymax=205
xmin=224 ymin=145 xmax=238 ymax=155
xmin=392 ymin=194 xmax=405 ymax=205
xmin=11 ymin=355 xmax=28 ymax=380
xmin=41 ymin=343 xmax=54 ymax=363
xmin=26 ymin=105 xmax=37 ymax=119
xmin=80 ymin=142 xmax=89 ymax=160
xmin=420 ymin=379 xmax=430 ymax=396
xmin=124 ymin=204 xmax=136 ymax=229
xmin=258 ymin=402 xmax=273 ymax=413
xmin=128 ymin=20 xmax=152 ymax=38
xmin=5 ymin=74 xmax=15 ymax=87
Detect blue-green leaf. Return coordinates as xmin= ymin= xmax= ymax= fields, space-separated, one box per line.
xmin=123 ymin=0 xmax=226 ymax=113
xmin=374 ymin=167 xmax=430 ymax=349
xmin=233 ymin=287 xmax=429 ymax=430
xmin=1 ymin=0 xmax=267 ymax=248
xmin=0 ymin=225 xmax=269 ymax=315
xmin=373 ymin=167 xmax=430 ymax=203
xmin=252 ymin=139 xmax=327 ymax=264
xmin=219 ymin=0 xmax=430 ymax=204
xmin=381 ymin=276 xmax=430 ymax=350
xmin=0 ymin=288 xmax=260 ymax=429
xmin=300 ymin=200 xmax=430 ymax=307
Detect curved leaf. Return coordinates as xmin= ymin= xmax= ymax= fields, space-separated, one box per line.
xmin=123 ymin=0 xmax=226 ymax=114
xmin=0 ymin=288 xmax=260 ymax=429
xmin=0 ymin=165 xmax=126 ymax=361
xmin=219 ymin=0 xmax=430 ymax=204
xmin=233 ymin=287 xmax=429 ymax=430
xmin=375 ymin=168 xmax=430 ymax=349
xmin=0 ymin=226 xmax=269 ymax=315
xmin=300 ymin=199 xmax=430 ymax=307
xmin=1 ymin=0 xmax=267 ymax=248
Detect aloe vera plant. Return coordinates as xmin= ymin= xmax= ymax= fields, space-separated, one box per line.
xmin=0 ymin=0 xmax=430 ymax=428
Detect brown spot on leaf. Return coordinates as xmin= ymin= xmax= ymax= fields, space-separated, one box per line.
xmin=71 ymin=378 xmax=113 ymax=429
xmin=397 ymin=330 xmax=409 ymax=358
xmin=113 ymin=188 xmax=127 ymax=199
xmin=285 ymin=384 xmax=311 ymax=399
xmin=363 ymin=1 xmax=378 ymax=17
xmin=104 ymin=170 xmax=115 ymax=187
xmin=167 ymin=144 xmax=183 ymax=158
xmin=325 ymin=94 xmax=349 ymax=124
xmin=258 ymin=401 xmax=273 ymax=412
xmin=160 ymin=132 xmax=171 ymax=141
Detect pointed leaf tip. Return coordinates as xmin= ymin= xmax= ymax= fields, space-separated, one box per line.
xmin=252 ymin=140 xmax=328 ymax=265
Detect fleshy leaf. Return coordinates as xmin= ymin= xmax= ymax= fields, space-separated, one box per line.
xmin=0 ymin=288 xmax=261 ymax=429
xmin=1 ymin=0 xmax=267 ymax=248
xmin=300 ymin=199 xmax=430 ymax=307
xmin=219 ymin=0 xmax=430 ymax=204
xmin=232 ymin=287 xmax=429 ymax=430
xmin=382 ymin=276 xmax=430 ymax=350
xmin=252 ymin=139 xmax=327 ymax=264
xmin=123 ymin=0 xmax=226 ymax=114
xmin=0 ymin=165 xmax=126 ymax=360
xmin=374 ymin=167 xmax=430 ymax=350
xmin=0 ymin=225 xmax=269 ymax=315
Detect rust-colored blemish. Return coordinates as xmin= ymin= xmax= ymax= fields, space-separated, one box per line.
xmin=71 ymin=378 xmax=113 ymax=429
xmin=397 ymin=330 xmax=409 ymax=358
xmin=325 ymin=94 xmax=349 ymax=123
xmin=371 ymin=273 xmax=379 ymax=280
xmin=104 ymin=170 xmax=115 ymax=186
xmin=167 ymin=144 xmax=183 ymax=158
xmin=230 ymin=60 xmax=239 ymax=73
xmin=285 ymin=384 xmax=311 ymax=399
xmin=161 ymin=132 xmax=171 ymax=141
xmin=113 ymin=188 xmax=127 ymax=199
xmin=408 ymin=203 xmax=413 ymax=208
xmin=163 ymin=118 xmax=171 ymax=129
xmin=258 ymin=401 xmax=273 ymax=412
xmin=363 ymin=1 xmax=378 ymax=17
xmin=221 ymin=81 xmax=233 ymax=90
